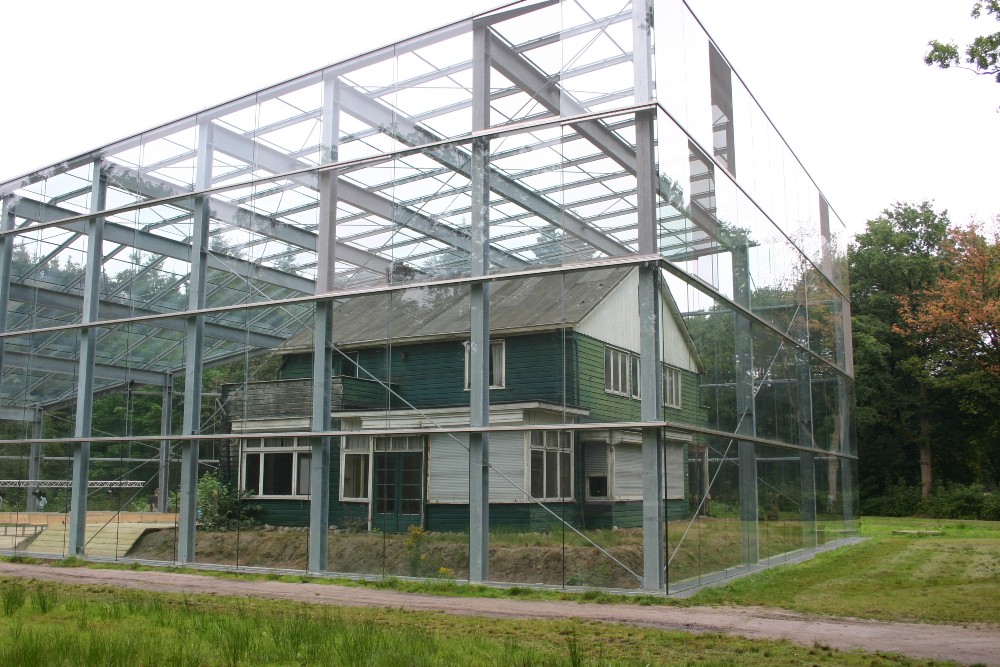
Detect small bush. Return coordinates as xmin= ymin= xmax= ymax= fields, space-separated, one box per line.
xmin=197 ymin=472 xmax=261 ymax=531
xmin=865 ymin=482 xmax=1000 ymax=520
xmin=863 ymin=482 xmax=922 ymax=517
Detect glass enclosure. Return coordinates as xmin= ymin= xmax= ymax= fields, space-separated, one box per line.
xmin=0 ymin=0 xmax=856 ymax=593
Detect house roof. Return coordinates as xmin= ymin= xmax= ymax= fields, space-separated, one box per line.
xmin=281 ymin=266 xmax=633 ymax=352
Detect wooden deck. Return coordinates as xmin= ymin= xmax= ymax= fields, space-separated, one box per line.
xmin=0 ymin=512 xmax=176 ymax=557
xmin=0 ymin=511 xmax=177 ymax=527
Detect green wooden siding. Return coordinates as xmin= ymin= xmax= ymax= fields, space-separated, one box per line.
xmin=250 ymin=331 xmax=705 ymax=531
xmin=574 ymin=332 xmax=707 ymax=428
xmin=427 ymin=502 xmax=582 ymax=533
xmin=575 ymin=333 xmax=642 ymax=422
xmin=278 ymin=332 xmax=576 ymax=410
xmin=279 ymin=354 xmax=312 ymax=380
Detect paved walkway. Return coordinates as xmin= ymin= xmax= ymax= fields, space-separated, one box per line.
xmin=0 ymin=561 xmax=996 ymax=665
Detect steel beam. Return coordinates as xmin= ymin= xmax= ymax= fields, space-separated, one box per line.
xmin=208 ymin=125 xmax=525 ymax=271
xmin=1 ymin=350 xmax=170 ymax=388
xmin=106 ymin=168 xmax=392 ymax=277
xmin=488 ymin=33 xmax=638 ymax=175
xmin=337 ymin=85 xmax=629 ymax=259
xmin=6 ymin=284 xmax=284 ymax=349
xmin=11 ymin=197 xmax=316 ymax=295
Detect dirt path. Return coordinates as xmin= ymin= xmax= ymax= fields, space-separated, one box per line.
xmin=1 ymin=562 xmax=996 ymax=666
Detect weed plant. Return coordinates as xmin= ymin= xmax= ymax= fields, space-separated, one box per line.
xmin=2 ymin=582 xmax=26 ymax=615
xmin=0 ymin=578 xmax=936 ymax=666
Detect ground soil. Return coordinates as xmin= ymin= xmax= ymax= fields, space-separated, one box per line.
xmin=1 ymin=560 xmax=997 ymax=665
xmin=129 ymin=528 xmax=646 ymax=588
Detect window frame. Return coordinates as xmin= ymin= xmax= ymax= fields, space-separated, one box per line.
xmin=464 ymin=339 xmax=506 ymax=390
xmin=663 ymin=365 xmax=682 ymax=409
xmin=340 ymin=435 xmax=371 ymax=502
xmin=340 ymin=434 xmax=425 ymax=502
xmin=340 ymin=350 xmax=360 ymax=378
xmin=527 ymin=431 xmax=573 ymax=501
xmin=240 ymin=437 xmax=312 ymax=499
xmin=604 ymin=346 xmax=640 ymax=398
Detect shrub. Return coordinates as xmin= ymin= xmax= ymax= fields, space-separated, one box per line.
xmin=862 ymin=482 xmax=922 ymax=517
xmin=196 ymin=473 xmax=261 ymax=531
xmin=866 ymin=482 xmax=1000 ymax=520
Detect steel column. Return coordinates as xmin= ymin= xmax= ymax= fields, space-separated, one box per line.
xmin=636 ymin=107 xmax=663 ymax=592
xmin=468 ymin=23 xmax=492 ymax=583
xmin=69 ymin=163 xmax=107 ymax=554
xmin=309 ymin=74 xmax=340 ymax=572
xmin=633 ymin=0 xmax=663 ymax=591
xmin=796 ymin=350 xmax=817 ymax=549
xmin=27 ymin=410 xmax=42 ymax=512
xmin=178 ymin=124 xmax=213 ymax=564
xmin=733 ymin=244 xmax=759 ymax=565
xmin=158 ymin=373 xmax=172 ymax=513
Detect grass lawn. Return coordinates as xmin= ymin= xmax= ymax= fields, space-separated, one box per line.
xmin=0 ymin=579 xmax=950 ymax=666
xmin=687 ymin=516 xmax=1000 ymax=624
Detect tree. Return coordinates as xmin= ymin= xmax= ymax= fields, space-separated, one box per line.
xmin=897 ymin=222 xmax=1000 ymax=378
xmin=850 ymin=203 xmax=949 ymax=499
xmin=896 ymin=222 xmax=1000 ymax=488
xmin=925 ymin=1 xmax=1000 ymax=83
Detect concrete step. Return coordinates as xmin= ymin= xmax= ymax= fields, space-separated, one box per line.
xmin=18 ymin=523 xmax=167 ymax=558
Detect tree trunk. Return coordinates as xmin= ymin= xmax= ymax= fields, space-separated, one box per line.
xmin=919 ymin=383 xmax=932 ymax=498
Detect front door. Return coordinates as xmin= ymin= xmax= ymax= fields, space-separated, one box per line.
xmin=373 ymin=451 xmax=423 ymax=533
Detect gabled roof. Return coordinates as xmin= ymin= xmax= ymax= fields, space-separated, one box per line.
xmin=281 ymin=266 xmax=633 ymax=352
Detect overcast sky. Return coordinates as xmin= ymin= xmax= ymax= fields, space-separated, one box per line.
xmin=0 ymin=0 xmax=995 ymax=240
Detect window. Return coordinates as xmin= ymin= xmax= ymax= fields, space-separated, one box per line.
xmin=663 ymin=366 xmax=682 ymax=409
xmin=604 ymin=346 xmax=639 ymax=398
xmin=241 ymin=437 xmax=311 ymax=497
xmin=342 ymin=436 xmax=370 ymax=501
xmin=464 ymin=340 xmax=505 ymax=389
xmin=341 ymin=435 xmax=424 ymax=501
xmin=528 ymin=431 xmax=572 ymax=500
xmin=584 ymin=442 xmax=609 ymax=499
xmin=340 ymin=351 xmax=360 ymax=378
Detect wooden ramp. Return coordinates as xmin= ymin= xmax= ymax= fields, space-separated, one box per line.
xmin=18 ymin=523 xmax=168 ymax=558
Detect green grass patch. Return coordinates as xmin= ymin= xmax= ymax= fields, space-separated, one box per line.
xmin=0 ymin=578 xmax=947 ymax=666
xmin=5 ymin=515 xmax=997 ymax=626
xmin=688 ymin=516 xmax=1000 ymax=624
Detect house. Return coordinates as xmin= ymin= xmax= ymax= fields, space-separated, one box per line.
xmin=223 ymin=266 xmax=708 ymax=533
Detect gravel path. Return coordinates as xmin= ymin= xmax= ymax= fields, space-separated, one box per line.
xmin=1 ymin=561 xmax=996 ymax=665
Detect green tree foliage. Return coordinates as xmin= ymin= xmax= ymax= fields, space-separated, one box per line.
xmin=896 ymin=223 xmax=1000 ymax=488
xmin=196 ymin=471 xmax=260 ymax=530
xmin=852 ymin=204 xmax=1000 ymax=509
xmin=925 ymin=1 xmax=1000 ymax=83
xmin=850 ymin=203 xmax=949 ymax=499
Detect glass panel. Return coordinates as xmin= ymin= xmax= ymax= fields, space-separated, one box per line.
xmin=297 ymin=452 xmax=311 ymax=495
xmin=244 ymin=453 xmax=261 ymax=494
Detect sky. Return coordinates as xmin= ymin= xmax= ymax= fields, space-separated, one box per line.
xmin=0 ymin=0 xmax=995 ymax=241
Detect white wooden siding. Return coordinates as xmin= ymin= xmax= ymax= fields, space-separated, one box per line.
xmin=427 ymin=433 xmax=469 ymax=503
xmin=613 ymin=444 xmax=643 ymax=498
xmin=576 ymin=268 xmax=699 ymax=372
xmin=664 ymin=442 xmax=686 ymax=499
xmin=488 ymin=431 xmax=525 ymax=502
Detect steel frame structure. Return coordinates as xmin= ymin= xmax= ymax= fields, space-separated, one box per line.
xmin=0 ymin=0 xmax=856 ymax=593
